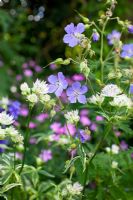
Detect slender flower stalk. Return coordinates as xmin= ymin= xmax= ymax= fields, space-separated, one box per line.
xmin=81 ymin=123 xmax=112 ymax=199
xmin=100 ymin=19 xmax=108 ymax=83
xmin=19 ymin=108 xmax=33 ymax=174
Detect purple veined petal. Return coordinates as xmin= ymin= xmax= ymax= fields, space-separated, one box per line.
xmin=48 ymin=75 xmax=58 ymax=84
xmin=79 ymin=85 xmax=88 ymax=94
xmin=48 ymin=84 xmax=58 ymax=93
xmin=64 ymin=23 xmax=75 ymax=34
xmin=77 ymin=95 xmax=87 ymax=104
xmin=55 ymin=87 xmax=63 ymax=97
xmin=58 ymin=72 xmax=68 ymax=89
xmin=62 ymin=80 xmax=68 ymax=89
xmin=68 ymin=37 xmax=79 ymax=47
xmin=72 ymin=82 xmax=81 ymax=90
xmin=68 ymin=95 xmax=77 ymax=103
xmin=58 ymin=72 xmax=65 ymax=81
xmin=75 ymin=23 xmax=85 ymax=34
xmin=63 ymin=34 xmax=73 ymax=44
xmin=66 ymin=87 xmax=74 ymax=96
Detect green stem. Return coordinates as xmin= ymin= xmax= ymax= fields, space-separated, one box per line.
xmin=19 ymin=108 xmax=32 ymax=174
xmin=81 ymin=123 xmax=112 ymax=199
xmin=100 ymin=19 xmax=108 ymax=83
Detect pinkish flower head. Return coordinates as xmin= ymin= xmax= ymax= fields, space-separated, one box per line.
xmin=90 ymin=123 xmax=97 ymax=131
xmin=36 ymin=113 xmax=49 ymax=122
xmin=115 ymin=131 xmax=121 ymax=137
xmin=35 ymin=65 xmax=42 ymax=72
xmin=49 ymin=63 xmax=57 ymax=70
xmin=80 ymin=116 xmax=91 ymax=126
xmin=29 ymin=137 xmax=37 ymax=144
xmin=50 ymin=134 xmax=60 ymax=141
xmin=29 ymin=60 xmax=36 ymax=67
xmin=50 ymin=122 xmax=62 ymax=133
xmin=22 ymin=63 xmax=28 ymax=69
xmin=29 ymin=122 xmax=37 ymax=129
xmin=64 ymin=124 xmax=76 ymax=136
xmin=16 ymin=75 xmax=22 ymax=81
xmin=80 ymin=109 xmax=89 ymax=116
xmin=15 ymin=152 xmax=23 ymax=160
xmin=20 ymin=107 xmax=29 ymax=117
xmin=120 ymin=140 xmax=128 ymax=150
xmin=72 ymin=74 xmax=85 ymax=81
xmin=39 ymin=150 xmax=52 ymax=162
xmin=96 ymin=115 xmax=104 ymax=121
xmin=24 ymin=69 xmax=33 ymax=77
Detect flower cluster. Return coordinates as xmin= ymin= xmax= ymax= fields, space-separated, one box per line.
xmin=63 ymin=23 xmax=85 ymax=47
xmin=20 ymin=79 xmax=50 ymax=106
xmin=0 ymin=111 xmax=23 ymax=144
xmin=89 ymin=84 xmax=133 ymax=108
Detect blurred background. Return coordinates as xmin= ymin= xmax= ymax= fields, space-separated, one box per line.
xmin=0 ymin=0 xmax=133 ymax=96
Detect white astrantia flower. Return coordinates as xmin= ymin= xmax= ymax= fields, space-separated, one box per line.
xmin=111 ymin=144 xmax=119 ymax=154
xmin=72 ymin=182 xmax=83 ymax=195
xmin=32 ymin=79 xmax=49 ymax=95
xmin=20 ymin=82 xmax=30 ymax=95
xmin=40 ymin=94 xmax=51 ymax=103
xmin=6 ymin=126 xmax=24 ymax=144
xmin=111 ymin=161 xmax=118 ymax=169
xmin=66 ymin=182 xmax=83 ymax=195
xmin=105 ymin=144 xmax=119 ymax=154
xmin=105 ymin=147 xmax=111 ymax=153
xmin=64 ymin=110 xmax=80 ymax=124
xmin=89 ymin=94 xmax=104 ymax=105
xmin=0 ymin=97 xmax=9 ymax=109
xmin=27 ymin=93 xmax=38 ymax=104
xmin=101 ymin=84 xmax=122 ymax=97
xmin=110 ymin=94 xmax=133 ymax=108
xmin=0 ymin=111 xmax=14 ymax=125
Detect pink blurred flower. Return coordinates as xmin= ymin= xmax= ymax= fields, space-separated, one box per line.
xmin=20 ymin=107 xmax=29 ymax=117
xmin=39 ymin=150 xmax=52 ymax=162
xmin=120 ymin=140 xmax=128 ymax=150
xmin=115 ymin=131 xmax=121 ymax=137
xmin=22 ymin=63 xmax=28 ymax=69
xmin=29 ymin=60 xmax=36 ymax=67
xmin=72 ymin=74 xmax=85 ymax=81
xmin=50 ymin=134 xmax=60 ymax=141
xmin=15 ymin=152 xmax=23 ymax=160
xmin=90 ymin=123 xmax=97 ymax=131
xmin=80 ymin=109 xmax=89 ymax=116
xmin=29 ymin=137 xmax=37 ymax=144
xmin=16 ymin=75 xmax=22 ymax=81
xmin=64 ymin=124 xmax=76 ymax=136
xmin=96 ymin=115 xmax=104 ymax=121
xmin=24 ymin=69 xmax=33 ymax=77
xmin=50 ymin=122 xmax=64 ymax=134
xmin=49 ymin=63 xmax=57 ymax=70
xmin=35 ymin=65 xmax=42 ymax=72
xmin=29 ymin=122 xmax=37 ymax=129
xmin=80 ymin=116 xmax=91 ymax=126
xmin=36 ymin=113 xmax=49 ymax=122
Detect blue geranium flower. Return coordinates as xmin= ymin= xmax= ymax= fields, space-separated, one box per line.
xmin=120 ymin=44 xmax=133 ymax=58
xmin=48 ymin=72 xmax=68 ymax=97
xmin=63 ymin=23 xmax=85 ymax=47
xmin=66 ymin=82 xmax=88 ymax=104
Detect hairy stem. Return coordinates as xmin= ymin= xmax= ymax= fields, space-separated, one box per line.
xmin=81 ymin=123 xmax=112 ymax=199
xmin=100 ymin=19 xmax=108 ymax=83
xmin=19 ymin=108 xmax=32 ymax=174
